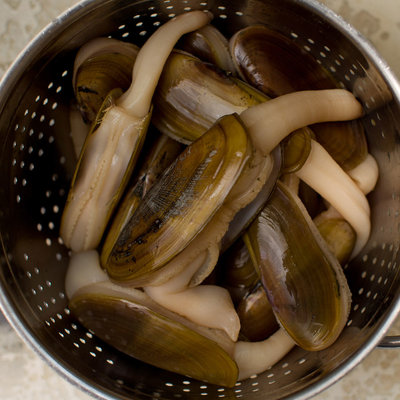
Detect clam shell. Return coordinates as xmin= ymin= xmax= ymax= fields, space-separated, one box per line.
xmin=70 ymin=281 xmax=238 ymax=387
xmin=245 ymin=181 xmax=351 ymax=351
xmin=102 ymin=114 xmax=251 ymax=286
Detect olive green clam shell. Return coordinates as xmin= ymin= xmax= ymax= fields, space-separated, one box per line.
xmin=102 ymin=114 xmax=251 ymax=287
xmin=315 ymin=215 xmax=356 ymax=265
xmin=229 ymin=24 xmax=368 ymax=171
xmin=101 ymin=133 xmax=183 ymax=266
xmin=245 ymin=181 xmax=351 ymax=351
xmin=153 ymin=51 xmax=263 ymax=144
xmin=237 ymin=284 xmax=279 ymax=342
xmin=75 ymin=51 xmax=137 ymax=123
xmin=70 ymin=283 xmax=238 ymax=387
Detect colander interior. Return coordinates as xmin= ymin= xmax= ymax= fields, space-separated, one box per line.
xmin=1 ymin=0 xmax=400 ymax=399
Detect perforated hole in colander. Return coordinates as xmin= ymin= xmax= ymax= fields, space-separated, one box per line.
xmin=1 ymin=0 xmax=400 ymax=399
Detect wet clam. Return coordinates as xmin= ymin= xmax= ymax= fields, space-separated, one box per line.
xmin=244 ymin=181 xmax=352 ymax=351
xmin=67 ymin=250 xmax=294 ymax=384
xmin=314 ymin=209 xmax=356 ymax=265
xmin=71 ymin=285 xmax=238 ymax=386
xmin=312 ymin=120 xmax=368 ymax=171
xmin=229 ymin=24 xmax=370 ymax=174
xmin=152 ymin=51 xmax=264 ymax=144
xmin=60 ymin=88 xmax=151 ymax=252
xmin=60 ymin=11 xmax=212 ymax=252
xmin=237 ymin=283 xmax=279 ymax=342
xmin=101 ymin=132 xmax=183 ymax=265
xmin=229 ymin=24 xmax=336 ymax=97
xmin=66 ymin=251 xmax=238 ymax=387
xmin=178 ymin=24 xmax=236 ymax=73
xmin=73 ymin=38 xmax=139 ymax=124
xmin=218 ymin=238 xmax=260 ymax=306
xmin=102 ymin=113 xmax=252 ymax=286
xmin=60 ymin=14 xmax=377 ymax=385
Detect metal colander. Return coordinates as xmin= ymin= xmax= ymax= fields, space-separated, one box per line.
xmin=1 ymin=0 xmax=400 ymax=399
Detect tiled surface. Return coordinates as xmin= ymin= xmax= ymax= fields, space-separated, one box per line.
xmin=1 ymin=0 xmax=400 ymax=399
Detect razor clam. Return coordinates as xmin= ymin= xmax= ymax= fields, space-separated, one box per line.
xmin=314 ymin=209 xmax=356 ymax=265
xmin=140 ymin=144 xmax=271 ymax=289
xmin=66 ymin=250 xmax=293 ymax=384
xmin=237 ymin=283 xmax=279 ymax=342
xmin=60 ymin=11 xmax=212 ymax=252
xmin=178 ymin=24 xmax=236 ymax=73
xmin=105 ymin=120 xmax=275 ymax=289
xmin=60 ymin=88 xmax=150 ymax=252
xmin=229 ymin=24 xmax=370 ymax=172
xmin=101 ymin=132 xmax=183 ymax=265
xmin=102 ymin=113 xmax=252 ymax=285
xmin=128 ymin=124 xmax=275 ymax=289
xmin=244 ymin=181 xmax=352 ymax=351
xmin=153 ymin=51 xmax=264 ymax=144
xmin=66 ymin=251 xmax=238 ymax=387
xmin=73 ymin=37 xmax=139 ymax=124
xmin=218 ymin=238 xmax=260 ymax=306
xmin=229 ymin=24 xmax=336 ymax=97
xmin=312 ymin=120 xmax=368 ymax=171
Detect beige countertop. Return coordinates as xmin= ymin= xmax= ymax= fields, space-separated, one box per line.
xmin=1 ymin=0 xmax=400 ymax=399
